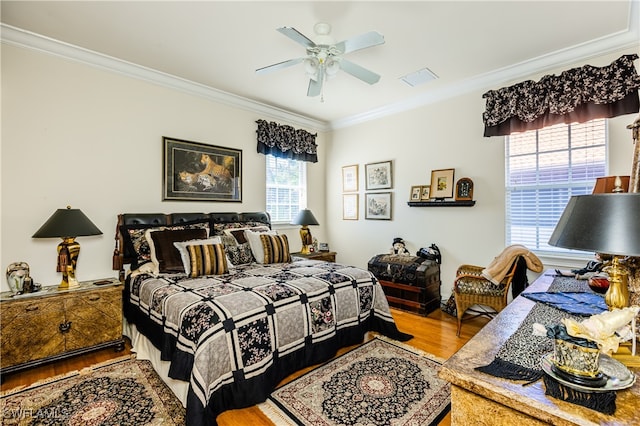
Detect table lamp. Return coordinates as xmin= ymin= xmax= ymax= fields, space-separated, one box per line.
xmin=548 ymin=193 xmax=640 ymax=310
xmin=32 ymin=206 xmax=103 ymax=289
xmin=292 ymin=209 xmax=319 ymax=255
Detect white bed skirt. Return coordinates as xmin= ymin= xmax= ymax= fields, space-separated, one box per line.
xmin=123 ymin=318 xmax=189 ymax=407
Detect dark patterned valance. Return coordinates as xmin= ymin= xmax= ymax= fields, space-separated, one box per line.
xmin=483 ymin=54 xmax=640 ymax=137
xmin=256 ymin=120 xmax=318 ymax=163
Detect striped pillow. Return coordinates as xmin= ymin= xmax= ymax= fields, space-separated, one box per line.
xmin=260 ymin=234 xmax=291 ymax=264
xmin=186 ymin=243 xmax=228 ymax=277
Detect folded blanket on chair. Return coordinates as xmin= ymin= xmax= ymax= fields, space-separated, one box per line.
xmin=482 ymin=244 xmax=543 ymax=284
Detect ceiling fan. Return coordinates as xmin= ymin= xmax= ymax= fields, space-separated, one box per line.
xmin=256 ymin=23 xmax=385 ymax=100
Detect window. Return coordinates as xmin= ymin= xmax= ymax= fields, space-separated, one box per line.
xmin=266 ymin=155 xmax=307 ymax=223
xmin=505 ymin=119 xmax=607 ymax=255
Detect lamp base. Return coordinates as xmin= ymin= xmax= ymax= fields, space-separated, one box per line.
xmin=299 ymin=225 xmax=313 ymax=255
xmin=604 ymin=256 xmax=630 ymax=310
xmin=300 ymin=245 xmax=312 ymax=255
xmin=58 ymin=275 xmax=80 ymax=290
xmin=56 ymin=237 xmax=81 ymax=290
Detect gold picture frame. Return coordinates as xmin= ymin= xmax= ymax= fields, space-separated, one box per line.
xmin=342 ymin=164 xmax=359 ymax=192
xmin=421 ymin=185 xmax=431 ymax=200
xmin=342 ymin=193 xmax=359 ymax=220
xmin=410 ymin=185 xmax=422 ymax=201
xmin=430 ymin=168 xmax=455 ymax=199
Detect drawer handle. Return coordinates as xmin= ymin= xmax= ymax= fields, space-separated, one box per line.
xmin=25 ymin=305 xmax=39 ymax=312
xmin=59 ymin=321 xmax=72 ymax=333
xmin=88 ymin=295 xmax=100 ymax=302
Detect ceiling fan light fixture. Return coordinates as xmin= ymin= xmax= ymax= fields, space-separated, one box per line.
xmin=304 ymin=57 xmax=319 ymax=76
xmin=325 ymin=58 xmax=340 ymax=76
xmin=313 ymin=22 xmax=334 ymax=46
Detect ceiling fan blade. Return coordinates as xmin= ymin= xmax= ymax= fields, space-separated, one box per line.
xmin=307 ymin=77 xmax=322 ymax=97
xmin=277 ymin=27 xmax=316 ymax=49
xmin=339 ymin=59 xmax=381 ymax=84
xmin=256 ymin=57 xmax=305 ymax=74
xmin=335 ymin=31 xmax=384 ymax=54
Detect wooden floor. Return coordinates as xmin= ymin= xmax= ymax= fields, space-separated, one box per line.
xmin=1 ymin=307 xmax=490 ymax=425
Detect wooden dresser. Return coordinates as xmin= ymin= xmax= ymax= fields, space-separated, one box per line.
xmin=0 ymin=279 xmax=124 ymax=375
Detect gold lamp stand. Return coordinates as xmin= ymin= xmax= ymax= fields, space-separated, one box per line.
xmin=57 ymin=237 xmax=81 ymax=289
xmin=604 ymin=256 xmax=630 ymax=310
xmin=299 ymin=225 xmax=312 ymax=255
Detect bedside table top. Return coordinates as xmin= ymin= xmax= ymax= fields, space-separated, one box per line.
xmin=0 ymin=277 xmax=121 ymax=302
xmin=291 ymin=251 xmax=336 ymax=257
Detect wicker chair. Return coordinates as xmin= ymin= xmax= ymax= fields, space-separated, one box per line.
xmin=453 ymin=256 xmax=527 ymax=336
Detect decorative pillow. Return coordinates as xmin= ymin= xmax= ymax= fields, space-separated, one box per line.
xmin=174 ymin=237 xmax=222 ymax=276
xmin=260 ymin=234 xmax=292 ymax=264
xmin=185 ymin=243 xmax=228 ymax=277
xmin=220 ymin=234 xmax=239 ymax=247
xmin=223 ymin=226 xmax=271 ymax=244
xmin=225 ymin=242 xmax=255 ymax=266
xmin=212 ymin=221 xmax=269 ymax=236
xmin=147 ymin=228 xmax=208 ymax=274
xmin=120 ymin=219 xmax=209 ymax=269
xmin=244 ymin=229 xmax=278 ymax=263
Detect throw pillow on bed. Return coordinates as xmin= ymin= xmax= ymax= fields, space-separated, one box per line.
xmin=260 ymin=234 xmax=292 ymax=264
xmin=147 ymin=228 xmax=208 ymax=274
xmin=120 ymin=219 xmax=210 ymax=270
xmin=174 ymin=237 xmax=223 ymax=276
xmin=184 ymin=242 xmax=229 ymax=277
xmin=244 ymin=229 xmax=278 ymax=263
xmin=223 ymin=225 xmax=271 ymax=244
xmin=224 ymin=242 xmax=255 ymax=266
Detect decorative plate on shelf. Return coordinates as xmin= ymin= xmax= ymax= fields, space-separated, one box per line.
xmin=541 ymin=352 xmax=636 ymax=393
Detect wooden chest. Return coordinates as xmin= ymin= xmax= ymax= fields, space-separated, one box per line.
xmin=0 ymin=279 xmax=124 ymax=375
xmin=368 ymin=254 xmax=441 ymax=316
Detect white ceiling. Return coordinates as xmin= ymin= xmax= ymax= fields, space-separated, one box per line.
xmin=1 ymin=1 xmax=638 ymax=130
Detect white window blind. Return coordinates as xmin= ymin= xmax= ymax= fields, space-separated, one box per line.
xmin=505 ymin=119 xmax=607 ymax=254
xmin=266 ymin=155 xmax=307 ymax=223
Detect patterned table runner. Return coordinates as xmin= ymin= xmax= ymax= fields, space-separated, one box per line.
xmin=476 ymin=276 xmax=594 ymax=382
xmin=475 ymin=275 xmax=617 ymax=413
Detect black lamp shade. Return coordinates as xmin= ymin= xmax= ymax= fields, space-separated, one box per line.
xmin=32 ymin=207 xmax=103 ymax=238
xmin=548 ymin=193 xmax=640 ymax=257
xmin=292 ymin=209 xmax=319 ymax=226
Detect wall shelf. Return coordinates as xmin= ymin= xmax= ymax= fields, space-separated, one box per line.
xmin=407 ymin=200 xmax=476 ymax=207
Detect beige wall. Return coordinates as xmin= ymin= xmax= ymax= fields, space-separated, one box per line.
xmin=2 ymin=44 xmax=638 ymax=299
xmin=0 ymin=44 xmax=327 ymax=290
xmin=326 ymin=49 xmax=638 ymax=299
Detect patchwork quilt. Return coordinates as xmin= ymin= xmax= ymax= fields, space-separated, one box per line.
xmin=125 ymin=259 xmax=408 ymax=426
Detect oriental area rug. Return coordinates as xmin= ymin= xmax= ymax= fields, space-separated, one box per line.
xmin=259 ymin=337 xmax=451 ymax=426
xmin=0 ymin=355 xmax=185 ymax=425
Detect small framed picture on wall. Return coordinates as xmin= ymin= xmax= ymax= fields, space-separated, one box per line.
xmin=365 ymin=192 xmax=392 ymax=220
xmin=343 ymin=193 xmax=359 ymax=220
xmin=342 ymin=164 xmax=359 ymax=192
xmin=365 ymin=161 xmax=392 ymax=190
xmin=430 ymin=168 xmax=455 ymax=199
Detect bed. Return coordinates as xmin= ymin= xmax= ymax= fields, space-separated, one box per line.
xmin=114 ymin=212 xmax=411 ymax=426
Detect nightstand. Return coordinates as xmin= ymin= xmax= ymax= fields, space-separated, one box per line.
xmin=292 ymin=251 xmax=337 ymax=262
xmin=0 ymin=278 xmax=124 ymax=375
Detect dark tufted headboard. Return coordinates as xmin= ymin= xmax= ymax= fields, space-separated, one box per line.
xmin=113 ymin=211 xmax=271 ymax=274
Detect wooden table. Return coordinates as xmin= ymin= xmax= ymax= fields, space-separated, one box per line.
xmin=439 ymin=272 xmax=640 ymax=425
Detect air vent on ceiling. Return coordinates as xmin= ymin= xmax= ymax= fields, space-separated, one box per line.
xmin=400 ymin=67 xmax=438 ymax=87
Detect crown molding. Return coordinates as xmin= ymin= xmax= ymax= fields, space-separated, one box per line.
xmin=3 ymin=0 xmax=638 ymax=134
xmin=329 ymin=0 xmax=640 ymax=130
xmin=0 ymin=24 xmax=330 ymax=132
